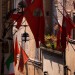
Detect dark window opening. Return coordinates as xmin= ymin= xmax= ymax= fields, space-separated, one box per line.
xmin=46 ymin=11 xmax=49 ymax=16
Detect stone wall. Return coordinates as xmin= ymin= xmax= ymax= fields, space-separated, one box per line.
xmin=66 ymin=0 xmax=75 ymax=75
xmin=66 ymin=42 xmax=75 ymax=75
xmin=42 ymin=50 xmax=64 ymax=75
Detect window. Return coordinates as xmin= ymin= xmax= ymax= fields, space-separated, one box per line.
xmin=46 ymin=11 xmax=49 ymax=16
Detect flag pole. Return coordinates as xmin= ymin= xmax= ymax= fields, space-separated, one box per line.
xmin=63 ymin=0 xmax=67 ymax=75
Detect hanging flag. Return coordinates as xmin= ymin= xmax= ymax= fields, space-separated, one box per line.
xmin=11 ymin=13 xmax=23 ymax=29
xmin=24 ymin=0 xmax=45 ymax=47
xmin=59 ymin=2 xmax=75 ymax=37
xmin=25 ymin=0 xmax=32 ymax=6
xmin=56 ymin=4 xmax=75 ymax=51
xmin=18 ymin=46 xmax=28 ymax=72
xmin=60 ymin=15 xmax=75 ymax=52
xmin=61 ymin=16 xmax=67 ymax=51
xmin=64 ymin=15 xmax=75 ymax=37
xmin=38 ymin=0 xmax=45 ymax=45
xmin=6 ymin=53 xmax=15 ymax=75
xmin=14 ymin=37 xmax=20 ymax=65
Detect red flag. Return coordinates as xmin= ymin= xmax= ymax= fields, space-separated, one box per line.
xmin=38 ymin=0 xmax=45 ymax=45
xmin=60 ymin=5 xmax=75 ymax=37
xmin=61 ymin=16 xmax=67 ymax=51
xmin=56 ymin=24 xmax=62 ymax=50
xmin=14 ymin=37 xmax=20 ymax=65
xmin=24 ymin=0 xmax=45 ymax=47
xmin=25 ymin=0 xmax=32 ymax=6
xmin=11 ymin=14 xmax=23 ymax=29
xmin=18 ymin=46 xmax=28 ymax=72
xmin=61 ymin=15 xmax=75 ymax=51
xmin=64 ymin=15 xmax=75 ymax=37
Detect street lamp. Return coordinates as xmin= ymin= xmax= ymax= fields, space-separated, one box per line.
xmin=18 ymin=0 xmax=26 ymax=8
xmin=22 ymin=32 xmax=29 ymax=51
xmin=21 ymin=30 xmax=30 ymax=54
xmin=44 ymin=71 xmax=48 ymax=75
xmin=22 ymin=32 xmax=29 ymax=42
xmin=18 ymin=0 xmax=26 ymax=13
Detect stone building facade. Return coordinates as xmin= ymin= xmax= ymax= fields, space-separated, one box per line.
xmin=0 ymin=0 xmax=64 ymax=74
xmin=0 ymin=0 xmax=43 ymax=75
xmin=0 ymin=0 xmax=75 ymax=75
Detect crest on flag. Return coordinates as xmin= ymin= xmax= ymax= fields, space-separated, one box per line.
xmin=33 ymin=8 xmax=43 ymax=17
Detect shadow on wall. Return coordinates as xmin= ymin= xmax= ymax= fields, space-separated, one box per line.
xmin=43 ymin=51 xmax=64 ymax=75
